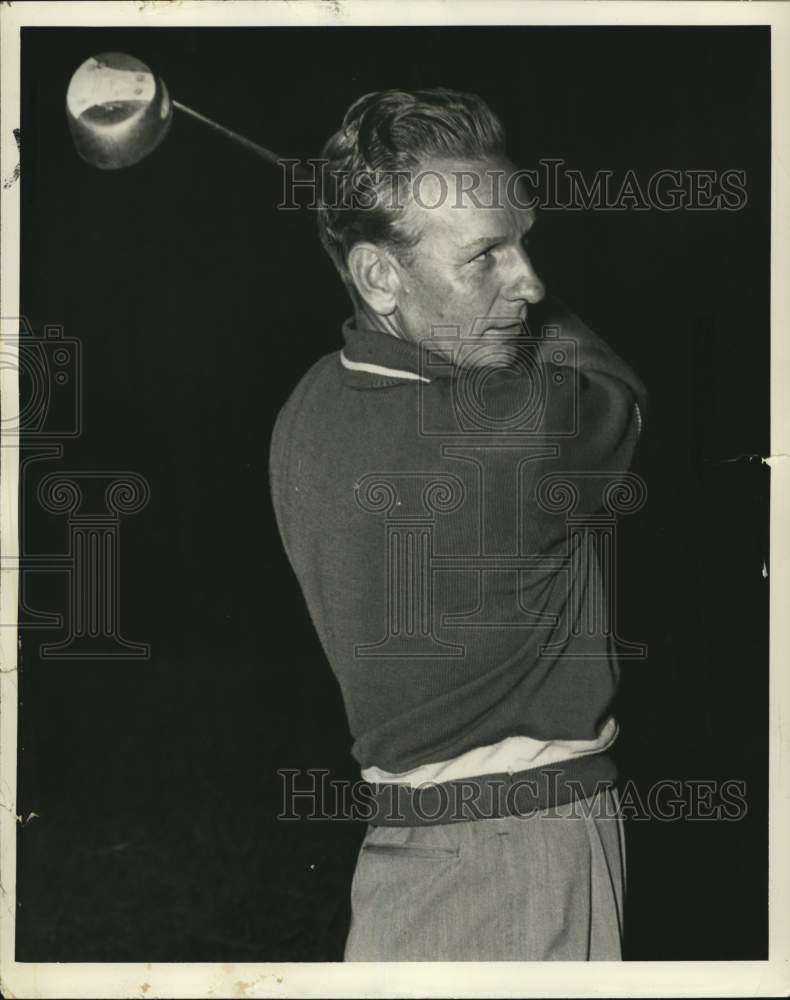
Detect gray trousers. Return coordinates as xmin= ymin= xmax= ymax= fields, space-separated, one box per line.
xmin=344 ymin=788 xmax=625 ymax=961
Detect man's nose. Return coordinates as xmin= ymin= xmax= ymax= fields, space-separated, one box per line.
xmin=506 ymin=248 xmax=546 ymax=304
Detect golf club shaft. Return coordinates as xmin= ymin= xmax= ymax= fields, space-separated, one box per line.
xmin=172 ymin=99 xmax=287 ymax=169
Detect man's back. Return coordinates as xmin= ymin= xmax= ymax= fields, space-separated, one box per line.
xmin=270 ymin=311 xmax=644 ymax=776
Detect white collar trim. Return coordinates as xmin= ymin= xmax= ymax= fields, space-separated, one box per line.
xmin=340 ymin=350 xmax=431 ymax=384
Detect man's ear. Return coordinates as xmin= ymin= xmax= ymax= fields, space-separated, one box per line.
xmin=347 ymin=243 xmax=400 ymax=316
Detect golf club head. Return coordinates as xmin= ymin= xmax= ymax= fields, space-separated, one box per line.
xmin=66 ymin=53 xmax=173 ymax=169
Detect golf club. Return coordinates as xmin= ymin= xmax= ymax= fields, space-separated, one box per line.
xmin=66 ymin=52 xmax=292 ymax=171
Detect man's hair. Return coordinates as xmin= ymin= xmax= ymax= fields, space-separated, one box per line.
xmin=317 ymin=88 xmax=507 ymax=290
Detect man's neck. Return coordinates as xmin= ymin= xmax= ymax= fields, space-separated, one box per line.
xmin=353 ymin=302 xmax=405 ymax=341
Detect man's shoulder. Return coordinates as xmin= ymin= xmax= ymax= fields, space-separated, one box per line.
xmin=273 ymin=349 xmax=339 ymax=420
xmin=269 ymin=351 xmax=339 ymax=463
xmin=284 ymin=350 xmax=340 ymax=403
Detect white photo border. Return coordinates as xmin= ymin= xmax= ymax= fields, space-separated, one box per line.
xmin=1 ymin=2 xmax=787 ymax=997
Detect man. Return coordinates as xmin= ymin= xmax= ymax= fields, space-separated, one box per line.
xmin=270 ymin=88 xmax=646 ymax=961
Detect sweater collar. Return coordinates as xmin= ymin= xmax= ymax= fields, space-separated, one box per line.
xmin=340 ymin=317 xmax=433 ymax=387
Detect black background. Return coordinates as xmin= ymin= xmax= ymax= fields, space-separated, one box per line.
xmin=17 ymin=26 xmax=769 ymax=961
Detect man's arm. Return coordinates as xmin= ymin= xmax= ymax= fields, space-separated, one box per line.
xmin=534 ymin=295 xmax=648 ymax=413
xmin=511 ymin=296 xmax=648 ymax=549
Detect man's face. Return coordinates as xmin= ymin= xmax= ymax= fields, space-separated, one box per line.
xmin=391 ymin=157 xmax=546 ymax=369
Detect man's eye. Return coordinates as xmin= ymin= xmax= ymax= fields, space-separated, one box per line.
xmin=470 ymin=247 xmax=495 ymax=264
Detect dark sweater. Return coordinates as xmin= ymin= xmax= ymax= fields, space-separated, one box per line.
xmin=270 ymin=299 xmax=646 ymax=775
